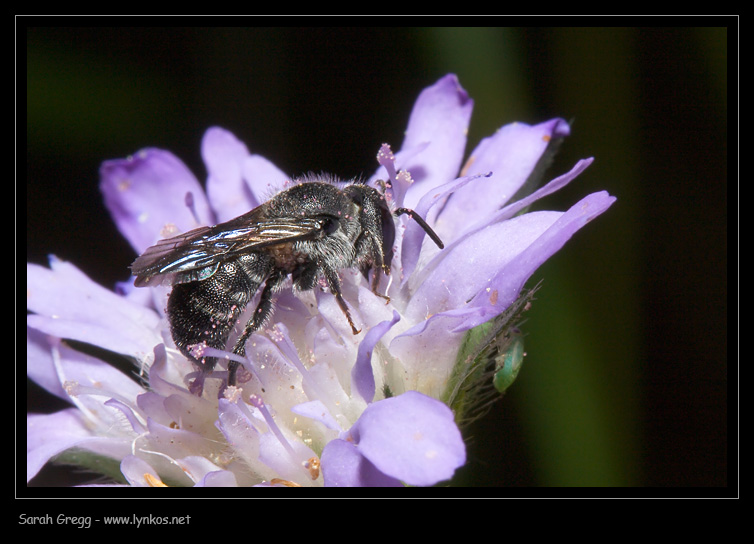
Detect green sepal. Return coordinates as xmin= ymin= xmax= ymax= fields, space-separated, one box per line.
xmin=442 ymin=282 xmax=538 ymax=427
xmin=51 ymin=448 xmax=128 ymax=485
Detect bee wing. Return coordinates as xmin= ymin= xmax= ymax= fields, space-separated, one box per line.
xmin=131 ymin=215 xmax=326 ymax=287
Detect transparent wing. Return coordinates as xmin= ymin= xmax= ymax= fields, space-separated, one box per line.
xmin=131 ymin=214 xmax=326 ymax=287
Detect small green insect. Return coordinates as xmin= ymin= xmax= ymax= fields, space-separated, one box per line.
xmin=492 ymin=328 xmax=526 ymax=394
xmin=382 ymin=383 xmax=394 ymax=399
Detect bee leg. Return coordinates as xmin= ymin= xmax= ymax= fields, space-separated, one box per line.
xmin=229 ymin=272 xmax=285 ymax=385
xmin=227 ymin=360 xmax=240 ymax=389
xmin=369 ymin=266 xmax=391 ymax=304
xmin=322 ymin=264 xmax=361 ymax=335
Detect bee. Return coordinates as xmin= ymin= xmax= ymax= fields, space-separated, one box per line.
xmin=131 ymin=178 xmax=444 ymax=391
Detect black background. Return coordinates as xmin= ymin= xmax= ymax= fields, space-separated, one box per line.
xmin=24 ymin=23 xmax=732 ymax=493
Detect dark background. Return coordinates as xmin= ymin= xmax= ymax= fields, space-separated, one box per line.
xmin=25 ymin=25 xmax=731 ymax=491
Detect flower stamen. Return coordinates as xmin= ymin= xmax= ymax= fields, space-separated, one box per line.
xmin=304 ymin=456 xmax=321 ymax=480
xmin=248 ymin=394 xmax=299 ymax=462
xmin=184 ymin=191 xmax=201 ymax=225
xmin=144 ymin=473 xmax=168 ymax=487
xmin=270 ymin=478 xmax=302 ymax=487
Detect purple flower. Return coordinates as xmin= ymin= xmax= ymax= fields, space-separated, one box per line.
xmin=26 ymin=74 xmax=615 ymax=487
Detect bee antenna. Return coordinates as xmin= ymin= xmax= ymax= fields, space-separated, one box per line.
xmin=394 ymin=207 xmax=444 ymax=249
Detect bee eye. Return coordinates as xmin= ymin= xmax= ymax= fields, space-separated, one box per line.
xmin=320 ymin=216 xmax=340 ymax=235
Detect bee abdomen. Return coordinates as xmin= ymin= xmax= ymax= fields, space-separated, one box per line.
xmin=167 ymin=256 xmax=270 ymax=372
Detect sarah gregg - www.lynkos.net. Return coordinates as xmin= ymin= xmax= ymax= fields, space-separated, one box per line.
xmin=19 ymin=513 xmax=191 ymax=528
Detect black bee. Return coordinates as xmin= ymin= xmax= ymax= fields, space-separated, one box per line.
xmin=131 ymin=178 xmax=444 ymax=391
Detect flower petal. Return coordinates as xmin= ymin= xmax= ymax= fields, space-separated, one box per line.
xmin=242 ymin=154 xmax=291 ymax=208
xmin=351 ymin=311 xmax=400 ymax=404
xmin=26 ymin=257 xmax=162 ymax=360
xmin=405 ymin=211 xmax=562 ymax=323
xmin=291 ymin=400 xmax=343 ymax=432
xmin=320 ymin=438 xmax=403 ymax=487
xmin=400 ymin=74 xmax=473 ymax=210
xmin=460 ymin=190 xmax=617 ymax=330
xmin=400 ymin=173 xmax=484 ymax=283
xmin=100 ymin=148 xmax=213 ymax=253
xmin=390 ymin=191 xmax=617 ymax=383
xmin=202 ymin=127 xmax=255 ymax=222
xmin=27 ymin=314 xmax=146 ymax=361
xmin=120 ymin=455 xmax=162 ymax=487
xmin=469 ymin=157 xmax=594 ymax=230
xmin=349 ymin=390 xmax=465 ymax=486
xmin=27 ymin=409 xmax=96 ymax=482
xmin=194 ymin=470 xmax=239 ymax=487
xmin=258 ymin=432 xmax=317 ymax=484
xmin=144 ymin=418 xmax=218 ymax=465
xmin=389 ymin=318 xmax=468 ymax=398
xmin=57 ymin=345 xmax=145 ymax=406
xmin=216 ymin=400 xmax=267 ymax=479
xmin=440 ymin=118 xmax=571 ymax=236
xmin=27 ymin=327 xmax=67 ymax=400
xmin=104 ymin=399 xmax=147 ymax=434
xmin=176 ymin=455 xmax=233 ymax=486
xmin=27 ymin=323 xmax=146 ymax=414
xmin=408 ymin=190 xmax=616 ymax=330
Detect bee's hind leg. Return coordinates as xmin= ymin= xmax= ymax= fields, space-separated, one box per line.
xmin=228 ymin=272 xmax=285 ymax=386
